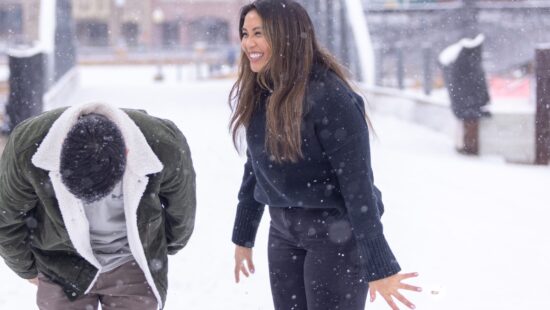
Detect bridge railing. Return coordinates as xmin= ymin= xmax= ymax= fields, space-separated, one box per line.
xmin=366 ymin=1 xmax=550 ymax=91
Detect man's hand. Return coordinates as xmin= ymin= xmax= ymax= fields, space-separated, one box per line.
xmin=369 ymin=272 xmax=421 ymax=309
xmin=28 ymin=277 xmax=38 ymax=286
xmin=234 ymin=245 xmax=255 ymax=283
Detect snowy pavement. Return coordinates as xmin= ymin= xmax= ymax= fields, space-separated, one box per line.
xmin=1 ymin=65 xmax=549 ymax=309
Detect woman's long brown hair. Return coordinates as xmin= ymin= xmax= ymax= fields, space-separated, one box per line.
xmin=229 ymin=0 xmax=355 ymax=163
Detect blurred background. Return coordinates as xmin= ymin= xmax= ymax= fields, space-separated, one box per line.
xmin=1 ymin=0 xmax=549 ymax=163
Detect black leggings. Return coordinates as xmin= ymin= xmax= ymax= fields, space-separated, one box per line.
xmin=268 ymin=207 xmax=368 ymax=310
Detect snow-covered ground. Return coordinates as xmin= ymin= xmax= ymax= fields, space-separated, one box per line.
xmin=1 ymin=65 xmax=549 ymax=309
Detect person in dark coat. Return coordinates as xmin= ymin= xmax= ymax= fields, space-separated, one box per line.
xmin=439 ymin=34 xmax=491 ymax=154
xmin=0 ymin=102 xmax=196 ymax=309
xmin=229 ymin=1 xmax=420 ymax=309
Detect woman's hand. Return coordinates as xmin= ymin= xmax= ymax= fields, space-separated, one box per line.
xmin=369 ymin=272 xmax=421 ymax=309
xmin=234 ymin=245 xmax=255 ymax=283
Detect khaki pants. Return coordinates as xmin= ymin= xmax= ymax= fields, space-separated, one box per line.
xmin=37 ymin=260 xmax=158 ymax=310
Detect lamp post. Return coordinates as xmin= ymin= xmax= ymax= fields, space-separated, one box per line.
xmin=461 ymin=0 xmax=479 ymax=39
xmin=152 ymin=8 xmax=165 ymax=81
xmin=114 ymin=0 xmax=126 ymax=58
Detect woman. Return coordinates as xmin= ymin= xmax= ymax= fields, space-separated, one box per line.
xmin=229 ymin=1 xmax=420 ymax=309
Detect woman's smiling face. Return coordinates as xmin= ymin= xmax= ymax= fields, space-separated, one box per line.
xmin=241 ymin=10 xmax=272 ymax=73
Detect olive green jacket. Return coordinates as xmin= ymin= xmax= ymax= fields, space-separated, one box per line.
xmin=0 ymin=103 xmax=196 ymax=309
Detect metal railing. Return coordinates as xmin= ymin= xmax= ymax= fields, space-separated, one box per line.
xmin=366 ymin=0 xmax=550 ymax=91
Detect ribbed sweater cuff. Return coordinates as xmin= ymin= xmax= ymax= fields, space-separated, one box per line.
xmin=357 ymin=235 xmax=401 ymax=282
xmin=232 ymin=205 xmax=265 ymax=248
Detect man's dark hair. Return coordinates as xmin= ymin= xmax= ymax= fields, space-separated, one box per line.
xmin=60 ymin=113 xmax=126 ymax=203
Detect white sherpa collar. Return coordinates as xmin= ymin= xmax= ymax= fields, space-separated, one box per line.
xmin=31 ymin=102 xmax=163 ymax=176
xmin=30 ymin=102 xmax=164 ymax=308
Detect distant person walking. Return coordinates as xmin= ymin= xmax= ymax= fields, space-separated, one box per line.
xmin=229 ymin=1 xmax=420 ymax=310
xmin=0 ymin=102 xmax=196 ymax=310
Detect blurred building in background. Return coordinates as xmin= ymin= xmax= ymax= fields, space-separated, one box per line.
xmin=0 ymin=0 xmax=247 ymax=52
xmin=72 ymin=0 xmax=246 ymax=50
xmin=0 ymin=0 xmax=39 ymax=46
xmin=2 ymin=0 xmax=547 ymax=72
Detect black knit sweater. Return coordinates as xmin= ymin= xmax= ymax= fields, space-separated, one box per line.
xmin=232 ymin=65 xmax=401 ymax=282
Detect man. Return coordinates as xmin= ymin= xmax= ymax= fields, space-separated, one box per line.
xmin=0 ymin=102 xmax=196 ymax=310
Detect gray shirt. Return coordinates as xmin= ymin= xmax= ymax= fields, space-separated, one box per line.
xmin=83 ymin=181 xmax=133 ymax=273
